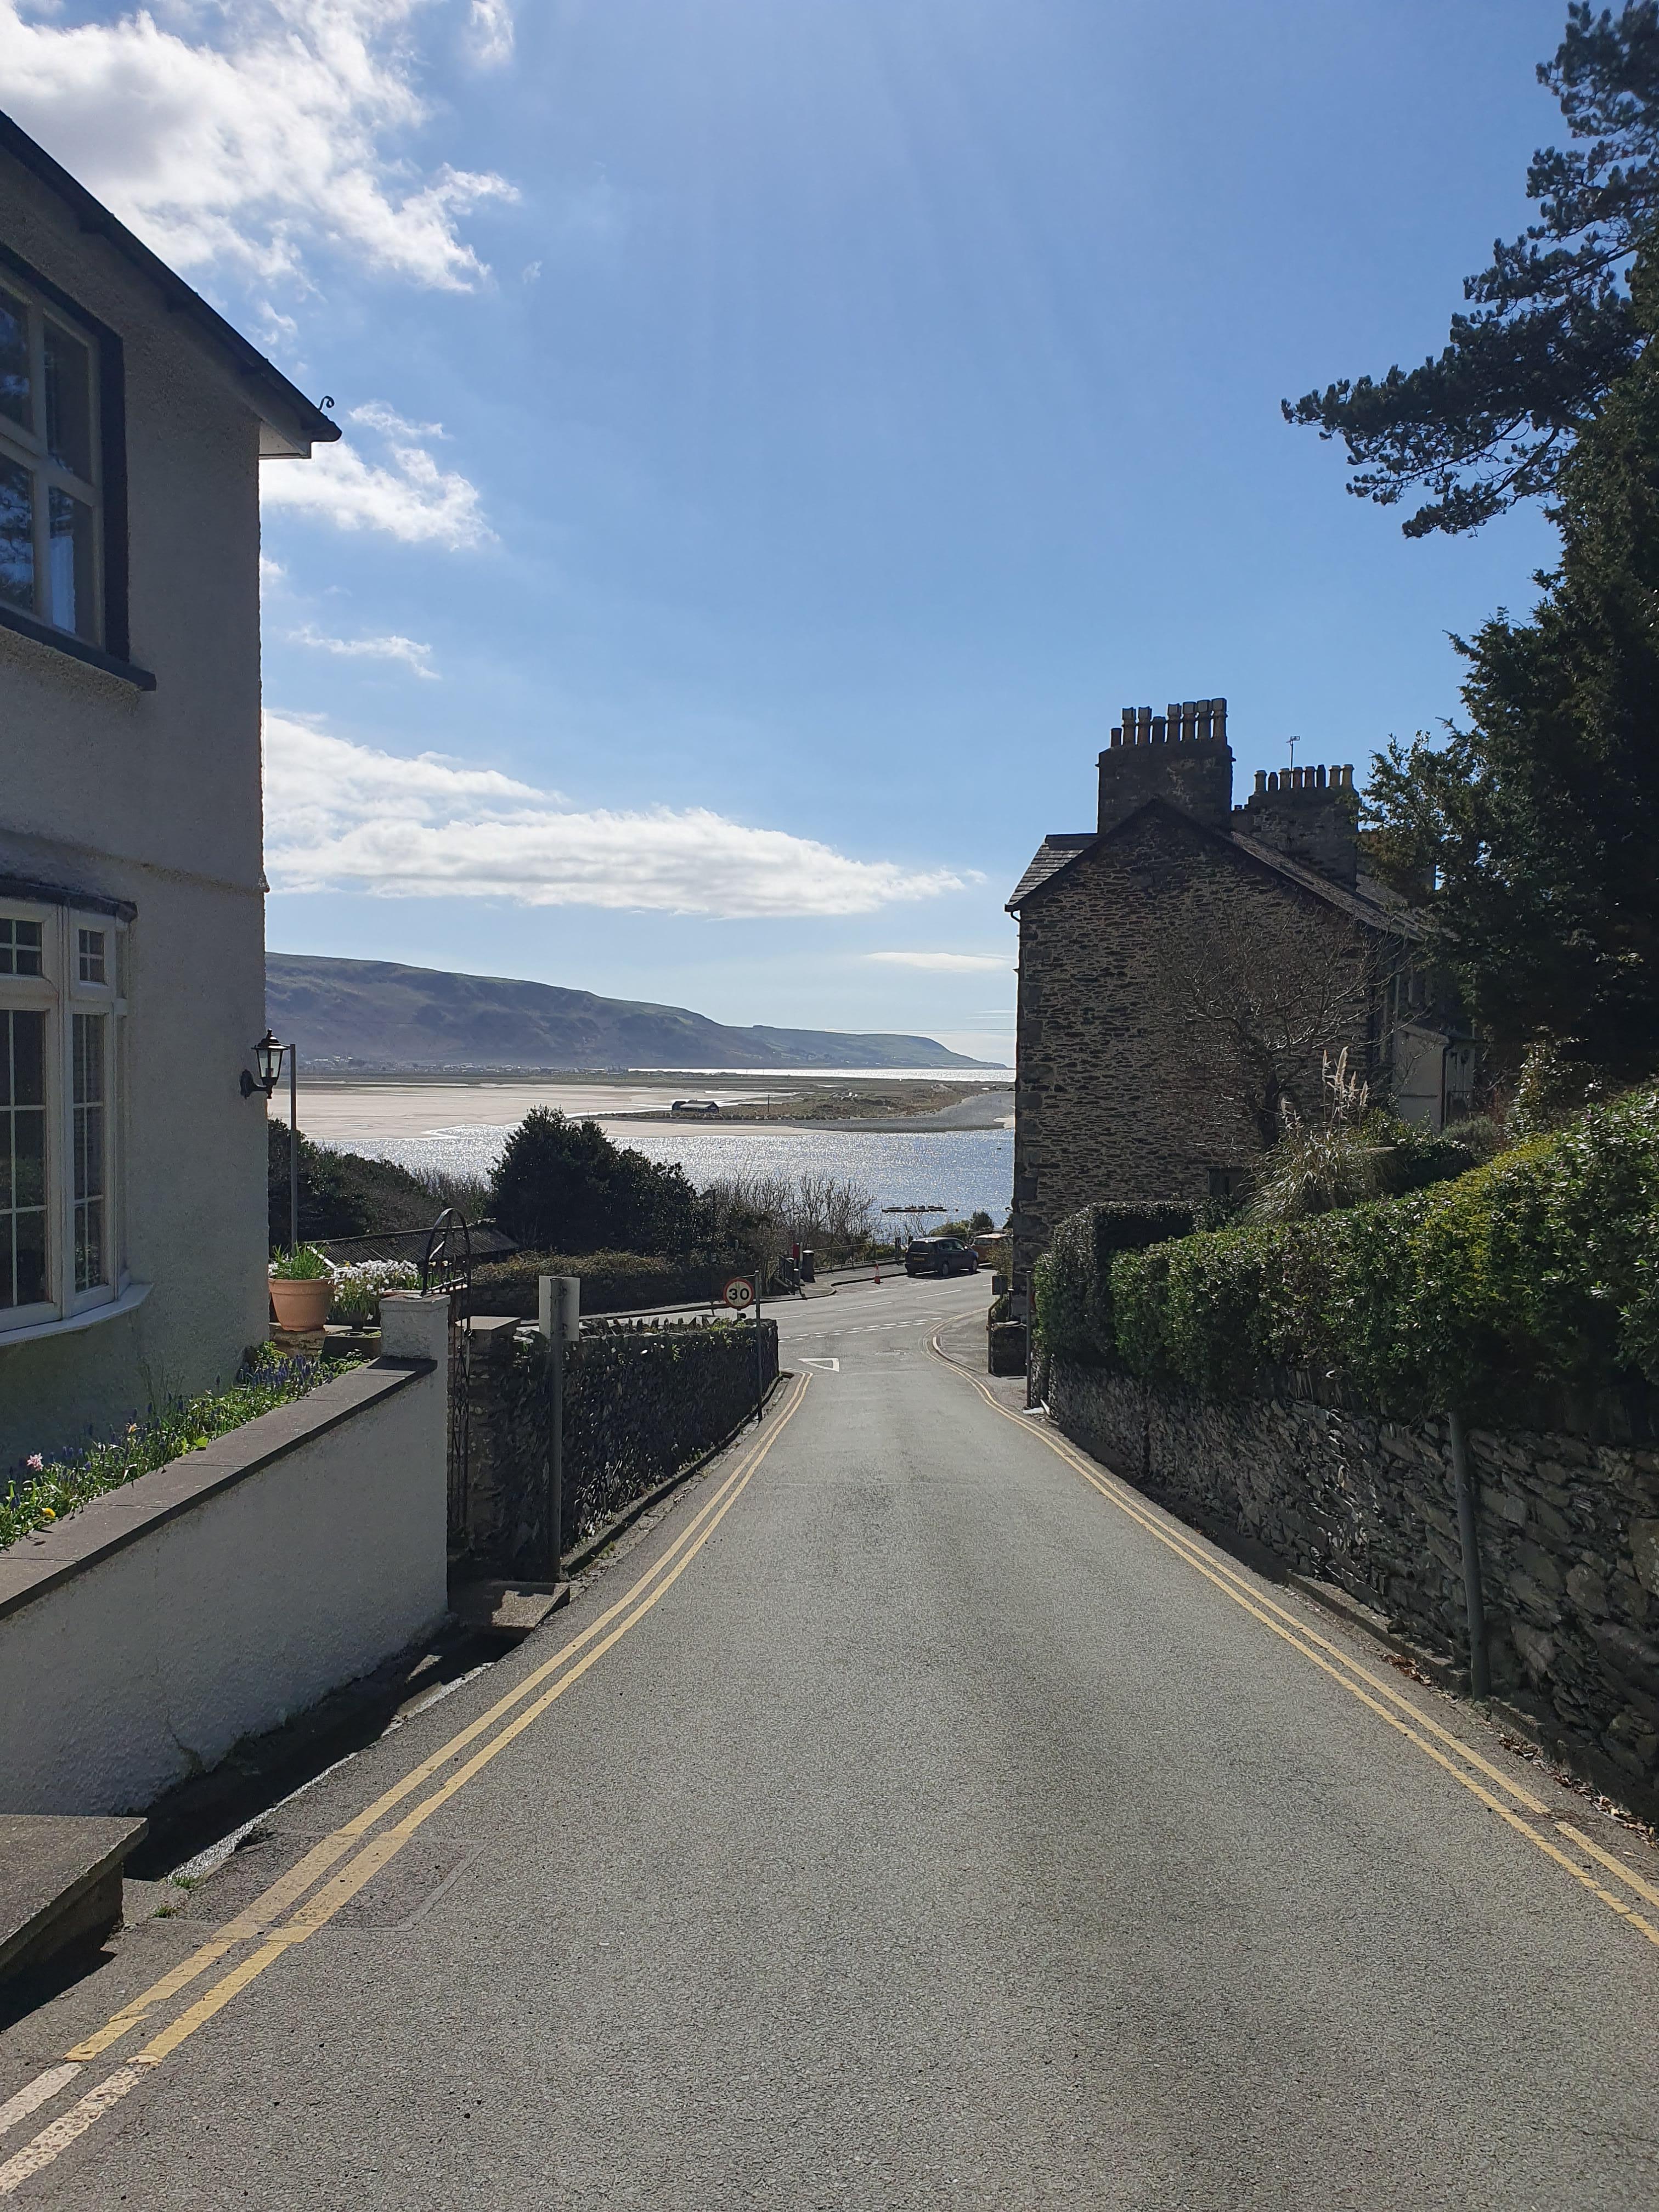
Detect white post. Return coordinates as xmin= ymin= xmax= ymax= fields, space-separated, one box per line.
xmin=537 ymin=1276 xmax=580 ymax=1577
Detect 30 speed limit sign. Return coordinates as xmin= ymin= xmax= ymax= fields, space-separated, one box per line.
xmin=723 ymin=1276 xmax=756 ymax=1310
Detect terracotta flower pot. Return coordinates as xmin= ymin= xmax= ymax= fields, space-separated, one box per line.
xmin=269 ymin=1276 xmax=331 ymax=1330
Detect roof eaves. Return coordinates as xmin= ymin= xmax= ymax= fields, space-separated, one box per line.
xmin=0 ymin=109 xmax=340 ymax=455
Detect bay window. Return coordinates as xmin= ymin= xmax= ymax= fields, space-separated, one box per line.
xmin=0 ymin=898 xmax=126 ymax=1334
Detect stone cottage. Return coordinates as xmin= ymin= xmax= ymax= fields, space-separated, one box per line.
xmin=1006 ymin=697 xmax=1472 ymax=1287
xmin=0 ymin=111 xmax=336 ymax=1466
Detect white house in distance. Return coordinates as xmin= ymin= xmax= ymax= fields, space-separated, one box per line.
xmin=0 ymin=111 xmax=336 ymax=1469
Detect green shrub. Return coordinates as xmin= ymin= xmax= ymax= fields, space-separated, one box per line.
xmin=1032 ymin=1200 xmax=1197 ymax=1367
xmin=489 ymin=1108 xmax=699 ymax=1255
xmin=270 ymin=1243 xmax=331 ymax=1279
xmin=1102 ymin=1085 xmax=1659 ymax=1418
xmin=470 ymin=1249 xmax=719 ymax=1319
xmin=267 ymin=1120 xmax=487 ymax=1249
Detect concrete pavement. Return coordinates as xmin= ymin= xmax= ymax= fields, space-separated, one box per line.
xmin=3 ymin=1272 xmax=1658 ymax=2207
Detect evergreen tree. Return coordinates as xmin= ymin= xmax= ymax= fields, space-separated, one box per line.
xmin=1364 ymin=259 xmax=1659 ymax=1073
xmin=489 ymin=1108 xmax=700 ymax=1255
xmin=1287 ymin=5 xmax=1659 ymax=535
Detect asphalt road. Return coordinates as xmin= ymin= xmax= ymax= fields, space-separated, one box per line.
xmin=5 ymin=1273 xmax=1659 ymax=2208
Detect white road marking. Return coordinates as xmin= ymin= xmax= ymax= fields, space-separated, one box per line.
xmin=798 ymin=1358 xmax=840 ymax=1372
xmin=0 ymin=2068 xmax=143 ymax=2195
xmin=0 ymin=2070 xmax=81 ymax=2140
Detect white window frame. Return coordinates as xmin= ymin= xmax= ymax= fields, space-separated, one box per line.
xmin=0 ymin=899 xmax=126 ymax=1335
xmin=0 ymin=270 xmax=105 ymax=647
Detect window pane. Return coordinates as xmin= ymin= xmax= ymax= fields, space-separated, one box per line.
xmin=44 ymin=320 xmax=93 ymax=481
xmin=0 ymin=919 xmax=43 ymax=978
xmin=0 ymin=289 xmax=29 ymax=435
xmin=48 ymin=487 xmax=98 ymax=642
xmin=74 ymin=1012 xmax=106 ymax=1292
xmin=0 ymin=453 xmax=33 ymax=615
xmin=78 ymin=928 xmax=106 ymax=984
xmin=1 ymin=1009 xmax=48 ymax=1310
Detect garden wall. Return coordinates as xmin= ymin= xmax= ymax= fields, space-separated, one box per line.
xmin=463 ymin=1318 xmax=780 ymax=1576
xmin=0 ymin=1296 xmax=449 ymax=1816
xmin=1048 ymin=1360 xmax=1659 ymax=1816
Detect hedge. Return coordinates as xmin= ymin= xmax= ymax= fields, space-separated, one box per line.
xmin=1035 ymin=1085 xmax=1659 ymax=1420
xmin=469 ymin=1250 xmax=724 ymax=1318
xmin=1032 ymin=1200 xmax=1197 ymax=1367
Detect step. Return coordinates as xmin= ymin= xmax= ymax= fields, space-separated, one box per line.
xmin=448 ymin=1578 xmax=571 ymax=1644
xmin=0 ymin=1813 xmax=148 ymax=1987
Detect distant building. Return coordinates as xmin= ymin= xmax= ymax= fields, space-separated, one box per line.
xmin=1005 ymin=697 xmax=1471 ymax=1289
xmin=0 ymin=111 xmax=336 ymax=1466
xmin=670 ymin=1099 xmax=722 ymax=1118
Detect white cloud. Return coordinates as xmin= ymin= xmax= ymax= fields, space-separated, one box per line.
xmin=865 ymin=951 xmax=1009 ymax=973
xmin=467 ymin=0 xmax=513 ymax=66
xmin=259 ymin=555 xmax=286 ymax=585
xmin=263 ymin=717 xmax=970 ymax=917
xmin=0 ymin=0 xmax=516 ymax=291
xmin=261 ymin=402 xmax=489 ymax=547
xmin=289 ymin=624 xmax=438 ymax=678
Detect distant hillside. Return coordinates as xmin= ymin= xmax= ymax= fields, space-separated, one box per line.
xmin=266 ymin=954 xmax=997 ymax=1071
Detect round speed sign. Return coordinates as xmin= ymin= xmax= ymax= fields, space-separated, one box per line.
xmin=723 ymin=1276 xmax=755 ymax=1310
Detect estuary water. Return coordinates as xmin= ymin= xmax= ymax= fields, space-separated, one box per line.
xmin=302 ymin=1082 xmax=1013 ymax=1224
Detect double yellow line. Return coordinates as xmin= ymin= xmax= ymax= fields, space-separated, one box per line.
xmin=0 ymin=1374 xmax=811 ymax=2198
xmin=933 ymin=1340 xmax=1659 ymax=1954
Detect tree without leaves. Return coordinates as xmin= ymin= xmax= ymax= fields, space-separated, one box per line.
xmin=1285 ymin=4 xmax=1659 ymax=536
xmin=1161 ymin=895 xmax=1408 ymax=1150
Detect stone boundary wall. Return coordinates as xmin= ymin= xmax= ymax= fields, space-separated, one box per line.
xmin=1048 ymin=1361 xmax=1659 ymax=1817
xmin=0 ymin=1296 xmax=449 ymax=1816
xmin=463 ymin=1318 xmax=781 ymax=1577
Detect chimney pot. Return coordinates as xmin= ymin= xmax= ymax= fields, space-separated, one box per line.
xmin=1152 ymin=715 xmax=1167 ymax=744
xmin=1254 ymin=770 xmax=1267 ymax=795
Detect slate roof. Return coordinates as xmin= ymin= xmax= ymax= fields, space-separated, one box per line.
xmin=1006 ymin=803 xmax=1421 ymax=936
xmin=1006 ymin=834 xmax=1096 ymax=910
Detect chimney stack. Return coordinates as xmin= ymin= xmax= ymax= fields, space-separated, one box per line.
xmin=1098 ymin=693 xmax=1233 ymax=834
xmin=1235 ymin=760 xmax=1359 ymax=886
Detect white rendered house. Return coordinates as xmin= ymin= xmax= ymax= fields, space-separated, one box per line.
xmin=0 ymin=111 xmax=336 ymax=1469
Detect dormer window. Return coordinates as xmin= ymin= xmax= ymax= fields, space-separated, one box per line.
xmin=0 ymin=274 xmax=103 ymax=647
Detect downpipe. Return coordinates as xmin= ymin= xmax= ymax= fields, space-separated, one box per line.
xmin=1447 ymin=1409 xmax=1491 ymax=1700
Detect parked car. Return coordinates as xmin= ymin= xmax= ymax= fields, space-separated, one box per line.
xmin=905 ymin=1237 xmax=980 ymax=1278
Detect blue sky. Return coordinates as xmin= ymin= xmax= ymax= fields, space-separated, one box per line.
xmin=6 ymin=0 xmax=1575 ymax=1061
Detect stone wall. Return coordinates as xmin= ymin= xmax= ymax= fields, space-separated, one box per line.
xmin=462 ymin=1317 xmax=781 ymax=1577
xmin=1048 ymin=1360 xmax=1659 ymax=1816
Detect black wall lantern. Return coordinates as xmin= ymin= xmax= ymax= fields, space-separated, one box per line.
xmin=242 ymin=1030 xmax=286 ymax=1099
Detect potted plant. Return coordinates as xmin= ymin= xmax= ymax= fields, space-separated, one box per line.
xmin=269 ymin=1245 xmax=334 ymax=1330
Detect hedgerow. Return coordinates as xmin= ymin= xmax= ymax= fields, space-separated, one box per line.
xmin=1032 ymin=1201 xmax=1197 ymax=1367
xmin=1037 ymin=1086 xmax=1659 ymax=1419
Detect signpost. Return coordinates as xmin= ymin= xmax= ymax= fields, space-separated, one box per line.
xmin=725 ymin=1273 xmax=764 ymax=1423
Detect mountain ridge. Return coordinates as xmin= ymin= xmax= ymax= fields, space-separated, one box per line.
xmin=266 ymin=953 xmax=999 ymax=1071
